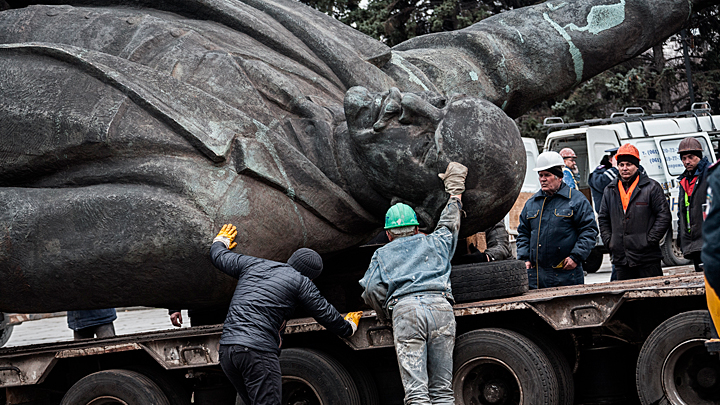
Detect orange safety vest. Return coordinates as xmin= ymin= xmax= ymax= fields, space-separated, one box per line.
xmin=618 ymin=176 xmax=640 ymax=212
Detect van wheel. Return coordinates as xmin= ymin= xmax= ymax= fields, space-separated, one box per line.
xmin=453 ymin=328 xmax=559 ymax=405
xmin=636 ymin=310 xmax=720 ymax=405
xmin=583 ymin=248 xmax=603 ymax=274
xmin=0 ymin=314 xmax=13 ymax=347
xmin=61 ymin=369 xmax=171 ymax=405
xmin=661 ymin=231 xmax=691 ymax=267
xmin=280 ymin=348 xmax=361 ymax=405
xmin=450 ymin=261 xmax=528 ymax=304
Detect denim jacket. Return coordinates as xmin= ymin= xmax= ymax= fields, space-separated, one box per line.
xmin=359 ymin=197 xmax=461 ymax=321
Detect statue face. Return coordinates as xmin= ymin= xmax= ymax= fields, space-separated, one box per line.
xmin=344 ymin=86 xmax=447 ymax=203
xmin=344 ymin=86 xmax=526 ymax=234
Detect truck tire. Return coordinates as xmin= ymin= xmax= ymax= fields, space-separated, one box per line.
xmin=453 ymin=328 xmax=559 ymax=405
xmin=61 ymin=369 xmax=171 ymax=405
xmin=450 ymin=260 xmax=528 ymax=304
xmin=0 ymin=313 xmax=12 ymax=347
xmin=583 ymin=248 xmax=603 ymax=274
xmin=126 ymin=365 xmax=191 ymax=405
xmin=516 ymin=329 xmax=574 ymax=405
xmin=280 ymin=348 xmax=361 ymax=405
xmin=636 ymin=310 xmax=720 ymax=405
xmin=661 ymin=231 xmax=691 ymax=267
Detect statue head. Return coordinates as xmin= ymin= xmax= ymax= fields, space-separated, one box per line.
xmin=343 ymin=86 xmax=525 ymax=234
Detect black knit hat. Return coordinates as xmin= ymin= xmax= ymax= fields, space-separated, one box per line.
xmin=546 ymin=166 xmax=564 ymax=179
xmin=288 ymin=248 xmax=323 ymax=280
xmin=616 ymin=154 xmax=640 ymax=167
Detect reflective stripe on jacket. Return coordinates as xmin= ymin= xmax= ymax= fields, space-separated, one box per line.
xmin=677 ymin=157 xmax=710 ymax=256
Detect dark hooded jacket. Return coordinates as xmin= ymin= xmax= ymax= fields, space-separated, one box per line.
xmin=210 ymin=242 xmax=352 ymax=354
xmin=677 ymin=156 xmax=711 ymax=257
xmin=598 ymin=171 xmax=671 ymax=266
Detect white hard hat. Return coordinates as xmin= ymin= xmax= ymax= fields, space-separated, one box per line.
xmin=534 ymin=151 xmax=565 ymax=172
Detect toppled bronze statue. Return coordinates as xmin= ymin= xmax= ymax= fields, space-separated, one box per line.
xmin=0 ymin=0 xmax=711 ymax=312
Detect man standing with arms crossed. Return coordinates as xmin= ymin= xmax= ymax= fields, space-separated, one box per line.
xmin=598 ymin=144 xmax=671 ymax=280
xmin=676 ymin=137 xmax=711 ymax=272
xmin=359 ymin=162 xmax=467 ymax=404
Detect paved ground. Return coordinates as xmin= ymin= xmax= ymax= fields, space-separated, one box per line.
xmin=2 ymin=255 xmax=695 ymax=348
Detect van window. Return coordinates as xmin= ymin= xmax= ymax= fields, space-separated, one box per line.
xmin=659 ymin=137 xmax=712 ymax=176
xmin=634 ymin=140 xmax=665 ymax=177
xmin=524 ymin=150 xmax=540 ymax=192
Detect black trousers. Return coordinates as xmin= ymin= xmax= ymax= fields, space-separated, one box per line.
xmin=615 ymin=261 xmax=663 ymax=280
xmin=687 ymin=251 xmax=704 ymax=272
xmin=219 ymin=345 xmax=281 ymax=405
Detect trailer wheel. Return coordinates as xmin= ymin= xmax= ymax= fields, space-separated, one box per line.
xmin=61 ymin=369 xmax=170 ymax=405
xmin=280 ymin=348 xmax=361 ymax=405
xmin=521 ymin=331 xmax=574 ymax=405
xmin=126 ymin=366 xmax=191 ymax=405
xmin=453 ymin=328 xmax=559 ymax=405
xmin=636 ymin=310 xmax=720 ymax=405
xmin=661 ymin=231 xmax=691 ymax=267
xmin=0 ymin=313 xmax=12 ymax=347
xmin=583 ymin=248 xmax=603 ymax=274
xmin=450 ymin=260 xmax=528 ymax=304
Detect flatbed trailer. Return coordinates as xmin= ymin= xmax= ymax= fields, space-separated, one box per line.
xmin=0 ymin=271 xmax=715 ymax=405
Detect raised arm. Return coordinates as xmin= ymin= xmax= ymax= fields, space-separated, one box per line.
xmin=393 ymin=0 xmax=712 ymax=118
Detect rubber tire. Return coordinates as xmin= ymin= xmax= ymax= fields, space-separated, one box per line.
xmin=280 ymin=348 xmax=361 ymax=405
xmin=61 ymin=369 xmax=171 ymax=405
xmin=515 ymin=328 xmax=574 ymax=405
xmin=0 ymin=313 xmax=12 ymax=347
xmin=583 ymin=247 xmax=603 ymax=274
xmin=636 ymin=310 xmax=717 ymax=405
xmin=125 ymin=365 xmax=191 ymax=405
xmin=453 ymin=328 xmax=559 ymax=405
xmin=336 ymin=354 xmax=380 ymax=405
xmin=450 ymin=260 xmax=528 ymax=304
xmin=661 ymin=230 xmax=691 ymax=267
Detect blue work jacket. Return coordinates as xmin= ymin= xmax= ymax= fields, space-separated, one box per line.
xmin=517 ymin=183 xmax=598 ymax=289
xmin=359 ymin=197 xmax=461 ymax=321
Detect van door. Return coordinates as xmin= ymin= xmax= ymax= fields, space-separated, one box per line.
xmin=586 ymin=128 xmax=619 ymax=169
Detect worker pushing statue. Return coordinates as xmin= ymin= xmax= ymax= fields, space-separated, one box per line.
xmin=0 ymin=0 xmax=714 ymax=312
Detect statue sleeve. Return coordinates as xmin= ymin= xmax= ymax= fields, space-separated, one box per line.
xmin=393 ymin=0 xmax=697 ymax=118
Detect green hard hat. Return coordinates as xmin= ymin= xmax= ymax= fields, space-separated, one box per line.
xmin=384 ymin=203 xmax=420 ymax=229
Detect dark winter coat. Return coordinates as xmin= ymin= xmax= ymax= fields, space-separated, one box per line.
xmin=598 ymin=172 xmax=671 ymax=267
xmin=210 ymin=242 xmax=352 ymax=354
xmin=702 ymin=162 xmax=720 ymax=291
xmin=588 ymin=166 xmax=618 ymax=212
xmin=517 ymin=182 xmax=598 ymax=288
xmin=677 ymin=157 xmax=710 ymax=257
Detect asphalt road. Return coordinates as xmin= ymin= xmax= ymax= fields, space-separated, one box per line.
xmin=3 ymin=255 xmax=695 ymax=348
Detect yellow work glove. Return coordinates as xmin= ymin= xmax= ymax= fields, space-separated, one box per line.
xmin=344 ymin=311 xmax=362 ymax=336
xmin=438 ymin=162 xmax=468 ymax=196
xmin=213 ymin=223 xmax=238 ymax=249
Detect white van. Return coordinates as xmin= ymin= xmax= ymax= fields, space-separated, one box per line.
xmin=542 ymin=103 xmax=719 ymax=268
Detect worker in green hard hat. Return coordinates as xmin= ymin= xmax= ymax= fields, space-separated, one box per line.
xmin=359 ymin=161 xmax=467 ymax=405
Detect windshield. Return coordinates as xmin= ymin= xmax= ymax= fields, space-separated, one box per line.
xmin=660 ymin=136 xmax=712 ymax=176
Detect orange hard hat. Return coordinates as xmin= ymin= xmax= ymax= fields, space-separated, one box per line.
xmin=616 ymin=144 xmax=640 ymax=161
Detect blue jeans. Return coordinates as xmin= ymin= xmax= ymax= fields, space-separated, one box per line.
xmin=392 ymin=294 xmax=456 ymax=405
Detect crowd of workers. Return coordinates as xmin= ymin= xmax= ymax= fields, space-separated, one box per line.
xmin=63 ymin=135 xmax=720 ymax=405
xmin=518 ymin=137 xmax=712 ymax=288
